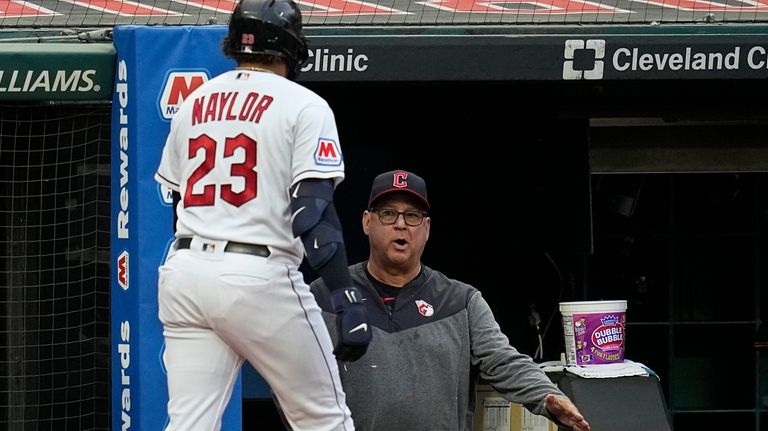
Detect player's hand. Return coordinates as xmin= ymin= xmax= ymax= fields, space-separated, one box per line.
xmin=545 ymin=394 xmax=591 ymax=431
xmin=329 ymin=287 xmax=371 ymax=362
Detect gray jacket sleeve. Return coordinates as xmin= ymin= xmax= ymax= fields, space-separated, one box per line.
xmin=467 ymin=291 xmax=565 ymax=418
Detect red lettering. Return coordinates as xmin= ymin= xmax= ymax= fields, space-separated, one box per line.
xmin=204 ymin=93 xmax=219 ymax=123
xmin=192 ymin=96 xmax=204 ymax=126
xmin=239 ymin=93 xmax=259 ymax=121
xmin=218 ymin=92 xmax=235 ymax=121
xmin=248 ymin=95 xmax=273 ymax=123
xmin=226 ymin=92 xmax=239 ymax=120
xmin=318 ymin=141 xmax=338 ymax=159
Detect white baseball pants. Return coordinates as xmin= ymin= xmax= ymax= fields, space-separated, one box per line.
xmin=158 ymin=236 xmax=354 ymax=431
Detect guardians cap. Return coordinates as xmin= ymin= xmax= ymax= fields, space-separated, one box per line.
xmin=368 ymin=170 xmax=429 ymax=210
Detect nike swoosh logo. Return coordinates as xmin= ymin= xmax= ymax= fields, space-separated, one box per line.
xmin=291 ymin=182 xmax=301 ymax=198
xmin=349 ymin=323 xmax=368 ymax=333
xmin=313 ymin=238 xmax=319 ymax=249
xmin=290 ymin=206 xmax=305 ymax=223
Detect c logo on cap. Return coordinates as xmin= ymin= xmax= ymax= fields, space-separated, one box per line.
xmin=393 ymin=171 xmax=408 ymax=188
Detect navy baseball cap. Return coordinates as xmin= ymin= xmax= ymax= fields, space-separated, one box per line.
xmin=368 ymin=170 xmax=430 ymax=210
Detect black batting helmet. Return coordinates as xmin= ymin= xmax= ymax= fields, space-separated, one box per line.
xmin=227 ymin=0 xmax=309 ymax=80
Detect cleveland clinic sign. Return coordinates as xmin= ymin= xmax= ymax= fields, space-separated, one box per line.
xmin=562 ymin=39 xmax=768 ymax=80
xmin=299 ymin=31 xmax=768 ymax=81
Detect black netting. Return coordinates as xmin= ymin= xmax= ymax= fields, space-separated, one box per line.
xmin=0 ymin=103 xmax=111 ymax=431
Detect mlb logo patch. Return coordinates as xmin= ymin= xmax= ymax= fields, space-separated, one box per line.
xmin=314 ymin=138 xmax=342 ymax=166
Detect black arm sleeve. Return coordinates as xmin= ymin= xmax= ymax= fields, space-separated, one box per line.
xmin=311 ymin=204 xmax=353 ymax=290
xmin=289 ymin=178 xmax=353 ymax=292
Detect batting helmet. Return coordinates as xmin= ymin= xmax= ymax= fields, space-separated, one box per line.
xmin=227 ymin=0 xmax=309 ymax=80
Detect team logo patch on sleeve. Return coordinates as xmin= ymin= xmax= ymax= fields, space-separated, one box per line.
xmin=314 ymin=138 xmax=342 ymax=166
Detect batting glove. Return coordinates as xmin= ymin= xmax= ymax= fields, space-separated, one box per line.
xmin=329 ymin=287 xmax=371 ymax=362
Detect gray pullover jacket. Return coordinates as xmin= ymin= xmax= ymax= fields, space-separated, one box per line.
xmin=310 ymin=261 xmax=566 ymax=431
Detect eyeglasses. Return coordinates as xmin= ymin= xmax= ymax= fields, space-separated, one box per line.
xmin=369 ymin=208 xmax=428 ymax=226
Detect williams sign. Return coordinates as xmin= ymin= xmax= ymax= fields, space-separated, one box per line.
xmin=0 ymin=43 xmax=115 ymax=101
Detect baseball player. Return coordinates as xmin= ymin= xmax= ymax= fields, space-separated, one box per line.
xmin=153 ymin=0 xmax=371 ymax=429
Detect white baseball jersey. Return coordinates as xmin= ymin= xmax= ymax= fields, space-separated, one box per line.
xmin=155 ymin=69 xmax=345 ymax=265
xmin=154 ymin=69 xmax=355 ymax=431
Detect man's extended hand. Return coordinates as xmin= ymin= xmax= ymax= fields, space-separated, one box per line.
xmin=545 ymin=394 xmax=591 ymax=431
xmin=329 ymin=287 xmax=371 ymax=362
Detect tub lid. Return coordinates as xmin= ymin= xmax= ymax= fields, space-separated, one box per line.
xmin=559 ymin=300 xmax=627 ymax=313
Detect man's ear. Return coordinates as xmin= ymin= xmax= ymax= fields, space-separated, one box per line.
xmin=362 ymin=210 xmax=371 ymax=235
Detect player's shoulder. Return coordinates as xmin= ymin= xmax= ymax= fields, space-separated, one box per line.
xmin=284 ymin=79 xmax=331 ymax=107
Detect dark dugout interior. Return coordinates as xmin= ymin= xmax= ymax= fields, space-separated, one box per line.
xmin=300 ymin=76 xmax=768 ymax=362
xmin=303 ymin=81 xmax=593 ymax=361
xmin=246 ymin=77 xmax=768 ymax=429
